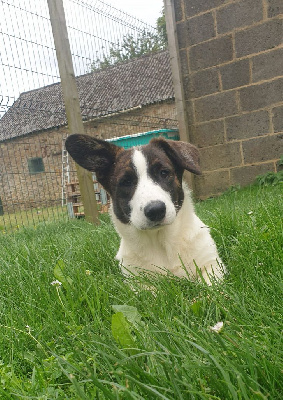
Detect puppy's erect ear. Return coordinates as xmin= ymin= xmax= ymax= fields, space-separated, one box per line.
xmin=65 ymin=134 xmax=123 ymax=192
xmin=150 ymin=137 xmax=201 ymax=175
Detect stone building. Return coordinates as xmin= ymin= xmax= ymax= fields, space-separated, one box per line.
xmin=0 ymin=50 xmax=177 ymax=213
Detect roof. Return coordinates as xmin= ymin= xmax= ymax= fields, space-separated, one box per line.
xmin=0 ymin=50 xmax=174 ymax=141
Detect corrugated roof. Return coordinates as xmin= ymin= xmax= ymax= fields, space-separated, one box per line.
xmin=0 ymin=50 xmax=174 ymax=141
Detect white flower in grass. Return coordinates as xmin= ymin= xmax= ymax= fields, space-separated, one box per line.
xmin=85 ymin=269 xmax=92 ymax=276
xmin=247 ymin=211 xmax=253 ymax=215
xmin=50 ymin=279 xmax=62 ymax=287
xmin=210 ymin=321 xmax=224 ymax=333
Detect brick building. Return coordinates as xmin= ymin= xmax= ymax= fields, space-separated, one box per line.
xmin=173 ymin=0 xmax=283 ymax=197
xmin=0 ymin=50 xmax=177 ymax=213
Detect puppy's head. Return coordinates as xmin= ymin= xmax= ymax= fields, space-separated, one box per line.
xmin=65 ymin=134 xmax=201 ymax=230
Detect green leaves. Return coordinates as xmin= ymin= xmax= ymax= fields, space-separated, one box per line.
xmin=90 ymin=28 xmax=167 ymax=71
xmin=53 ymin=259 xmax=73 ymax=289
xmin=112 ymin=305 xmax=144 ymax=327
xmin=111 ymin=305 xmax=143 ymax=351
xmin=190 ymin=300 xmax=203 ymax=317
xmin=255 ymin=170 xmax=283 ymax=187
xmin=111 ymin=312 xmax=136 ymax=349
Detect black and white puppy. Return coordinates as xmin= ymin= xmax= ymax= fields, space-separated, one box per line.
xmin=65 ymin=134 xmax=225 ymax=285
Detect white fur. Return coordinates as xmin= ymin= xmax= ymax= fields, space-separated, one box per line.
xmin=130 ymin=150 xmax=176 ymax=230
xmin=111 ymin=153 xmax=226 ymax=285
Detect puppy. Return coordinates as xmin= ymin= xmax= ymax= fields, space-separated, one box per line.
xmin=65 ymin=134 xmax=225 ymax=285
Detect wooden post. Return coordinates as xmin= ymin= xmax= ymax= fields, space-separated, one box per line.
xmin=164 ymin=0 xmax=190 ymax=142
xmin=47 ymin=0 xmax=100 ymax=225
xmin=164 ymin=0 xmax=194 ymax=188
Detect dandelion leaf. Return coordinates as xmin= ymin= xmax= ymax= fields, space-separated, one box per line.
xmin=54 ymin=259 xmax=73 ymax=288
xmin=111 ymin=312 xmax=136 ymax=349
xmin=112 ymin=304 xmax=143 ymax=326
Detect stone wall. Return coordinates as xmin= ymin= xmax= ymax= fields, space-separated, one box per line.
xmin=0 ymin=130 xmax=64 ymax=213
xmin=174 ymin=0 xmax=283 ymax=197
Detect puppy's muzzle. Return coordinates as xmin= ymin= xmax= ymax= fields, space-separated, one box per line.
xmin=144 ymin=200 xmax=166 ymax=222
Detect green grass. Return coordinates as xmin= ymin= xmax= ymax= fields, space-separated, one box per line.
xmin=0 ymin=204 xmax=68 ymax=233
xmin=0 ymin=183 xmax=282 ymax=399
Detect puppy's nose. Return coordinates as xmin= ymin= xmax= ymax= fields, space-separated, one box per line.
xmin=144 ymin=201 xmax=166 ymax=222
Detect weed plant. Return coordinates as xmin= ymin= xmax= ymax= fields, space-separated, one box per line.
xmin=0 ymin=183 xmax=282 ymax=399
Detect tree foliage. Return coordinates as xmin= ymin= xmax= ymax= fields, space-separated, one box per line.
xmin=89 ymin=8 xmax=167 ymax=71
xmin=157 ymin=7 xmax=167 ymax=44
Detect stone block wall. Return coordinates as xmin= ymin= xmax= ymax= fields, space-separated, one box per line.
xmin=0 ymin=130 xmax=64 ymax=213
xmin=173 ymin=0 xmax=283 ymax=197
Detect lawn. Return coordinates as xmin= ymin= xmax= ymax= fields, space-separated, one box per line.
xmin=0 ymin=182 xmax=282 ymax=399
xmin=0 ymin=204 xmax=69 ymax=233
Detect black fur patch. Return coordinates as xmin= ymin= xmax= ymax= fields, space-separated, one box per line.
xmin=110 ymin=150 xmax=137 ymax=224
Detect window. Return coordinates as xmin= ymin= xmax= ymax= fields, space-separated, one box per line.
xmin=28 ymin=157 xmax=45 ymax=174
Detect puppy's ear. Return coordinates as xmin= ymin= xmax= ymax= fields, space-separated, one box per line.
xmin=150 ymin=137 xmax=201 ymax=175
xmin=65 ymin=134 xmax=122 ymax=192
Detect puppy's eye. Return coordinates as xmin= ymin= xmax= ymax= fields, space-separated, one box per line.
xmin=160 ymin=169 xmax=170 ymax=179
xmin=119 ymin=177 xmax=133 ymax=187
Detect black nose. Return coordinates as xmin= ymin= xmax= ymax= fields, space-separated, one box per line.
xmin=144 ymin=201 xmax=166 ymax=222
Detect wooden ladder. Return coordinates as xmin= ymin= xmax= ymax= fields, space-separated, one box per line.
xmin=66 ymin=176 xmax=110 ymax=218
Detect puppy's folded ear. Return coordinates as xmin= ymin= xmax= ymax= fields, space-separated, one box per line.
xmin=150 ymin=137 xmax=201 ymax=175
xmin=65 ymin=134 xmax=122 ymax=192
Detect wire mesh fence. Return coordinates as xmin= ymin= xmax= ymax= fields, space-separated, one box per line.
xmin=0 ymin=0 xmax=177 ymax=232
xmin=0 ymin=136 xmax=68 ymax=232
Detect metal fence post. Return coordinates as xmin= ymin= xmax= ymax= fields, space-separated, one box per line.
xmin=47 ymin=0 xmax=100 ymax=225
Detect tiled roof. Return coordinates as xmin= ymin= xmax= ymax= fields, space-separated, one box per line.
xmin=0 ymin=50 xmax=174 ymax=141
